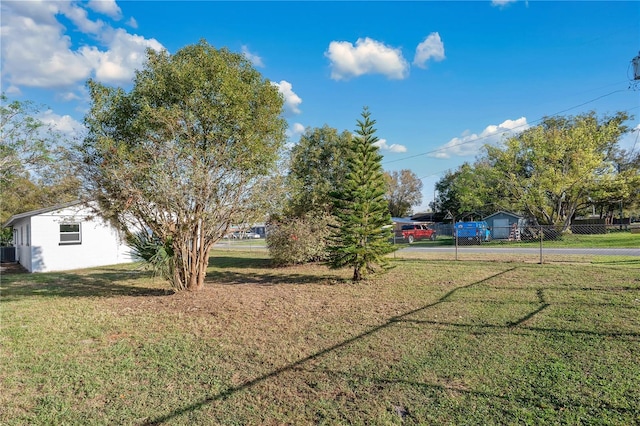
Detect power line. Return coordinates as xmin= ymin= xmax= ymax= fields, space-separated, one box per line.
xmin=383 ymin=87 xmax=634 ymax=166
xmin=630 ymin=125 xmax=640 ymax=154
xmin=416 ymin=103 xmax=639 ymax=184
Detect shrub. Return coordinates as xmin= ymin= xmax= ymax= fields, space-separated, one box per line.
xmin=267 ymin=213 xmax=335 ymax=266
xmin=126 ymin=231 xmax=174 ymax=281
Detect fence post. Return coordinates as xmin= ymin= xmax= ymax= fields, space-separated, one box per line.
xmin=539 ymin=225 xmax=543 ymax=264
xmin=393 ymin=230 xmax=396 ymax=259
xmin=455 ymin=223 xmax=458 ymax=261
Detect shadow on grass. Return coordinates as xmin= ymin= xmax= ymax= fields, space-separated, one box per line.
xmin=0 ymin=267 xmax=169 ymax=301
xmin=206 ymin=255 xmax=346 ymax=286
xmin=592 ymin=258 xmax=640 ymax=266
xmin=206 ymin=270 xmax=346 ymax=286
xmin=208 ymin=255 xmax=273 ymax=269
xmin=142 ymin=267 xmax=517 ymax=425
xmin=2 ymin=255 xmax=342 ymax=301
xmin=290 ymin=367 xmax=637 ymax=418
xmin=398 ymin=318 xmax=640 ymax=339
xmin=143 ymin=264 xmax=640 ymax=424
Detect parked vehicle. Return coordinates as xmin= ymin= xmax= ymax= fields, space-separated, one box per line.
xmin=223 ymin=230 xmax=261 ymax=239
xmin=231 ymin=231 xmax=261 ymax=239
xmin=455 ymin=221 xmax=491 ymax=243
xmin=401 ymin=224 xmax=437 ymax=243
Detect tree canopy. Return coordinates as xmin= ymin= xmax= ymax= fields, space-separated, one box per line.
xmin=384 ymin=169 xmax=423 ymax=217
xmin=329 ymin=107 xmax=394 ymax=281
xmin=266 ymin=125 xmax=351 ymax=265
xmin=0 ymin=94 xmax=79 ymax=230
xmin=80 ymin=41 xmax=286 ymax=291
xmin=485 ymin=112 xmax=631 ymax=228
xmin=432 ymin=111 xmax=637 ymax=227
xmin=285 ymin=125 xmax=352 ymax=217
xmin=432 ymin=162 xmax=496 ymax=221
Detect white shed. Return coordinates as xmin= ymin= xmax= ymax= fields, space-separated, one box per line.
xmin=2 ymin=201 xmax=134 ymax=273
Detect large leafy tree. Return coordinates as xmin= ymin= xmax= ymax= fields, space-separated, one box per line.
xmin=431 ymin=162 xmax=496 ymax=220
xmin=267 ymin=125 xmax=351 ymax=265
xmin=1 ymin=94 xmax=79 ymax=229
xmin=588 ymin=147 xmax=640 ymax=221
xmin=285 ymin=125 xmax=352 ymax=216
xmin=329 ymin=108 xmax=394 ymax=281
xmin=484 ymin=111 xmax=631 ymax=229
xmin=1 ymin=94 xmax=53 ymax=184
xmin=384 ymin=169 xmax=423 ymax=217
xmin=81 ymin=41 xmax=286 ymax=291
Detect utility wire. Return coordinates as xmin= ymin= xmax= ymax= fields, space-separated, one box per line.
xmin=384 ymin=87 xmax=635 ymax=166
xmin=416 ymin=104 xmax=639 ymax=184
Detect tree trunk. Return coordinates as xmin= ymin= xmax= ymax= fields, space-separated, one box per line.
xmin=172 ymin=234 xmax=213 ymax=292
xmin=353 ymin=266 xmax=362 ymax=281
xmin=186 ymin=244 xmax=211 ymax=291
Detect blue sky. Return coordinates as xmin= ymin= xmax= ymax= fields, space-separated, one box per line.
xmin=2 ymin=1 xmax=639 ymax=211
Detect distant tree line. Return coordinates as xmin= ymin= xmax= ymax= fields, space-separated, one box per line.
xmin=431 ymin=112 xmax=640 ymax=230
xmin=0 ymin=94 xmax=80 ymax=243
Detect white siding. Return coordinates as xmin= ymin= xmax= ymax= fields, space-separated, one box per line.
xmin=12 ymin=218 xmax=32 ymax=271
xmin=17 ymin=204 xmax=134 ymax=273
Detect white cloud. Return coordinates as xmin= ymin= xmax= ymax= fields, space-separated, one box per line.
xmin=60 ymin=91 xmax=83 ymax=101
xmin=272 ymin=80 xmax=302 ymax=115
xmin=286 ymin=122 xmax=306 ymax=139
xmin=291 ymin=122 xmax=305 ymax=134
xmin=87 ymin=0 xmax=123 ymax=20
xmin=492 ymin=0 xmax=517 ymax=8
xmin=619 ymin=123 xmax=640 ymax=152
xmin=5 ymin=85 xmax=21 ymax=95
xmin=2 ymin=1 xmax=59 ymax=26
xmin=241 ymin=45 xmax=264 ymax=68
xmin=413 ymin=33 xmax=445 ymax=69
xmin=58 ymin=2 xmax=104 ymax=35
xmin=40 ymin=110 xmax=86 ymax=139
xmin=430 ymin=117 xmax=529 ymax=159
xmin=81 ymin=28 xmax=164 ymax=84
xmin=325 ymin=37 xmax=409 ymax=80
xmin=0 ymin=1 xmax=163 ymax=90
xmin=126 ymin=17 xmax=138 ymax=29
xmin=372 ymin=138 xmax=407 ymax=153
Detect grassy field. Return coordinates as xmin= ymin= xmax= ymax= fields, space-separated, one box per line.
xmin=1 ymin=251 xmax=639 ymax=425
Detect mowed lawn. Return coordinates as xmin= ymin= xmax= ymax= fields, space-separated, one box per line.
xmin=1 ymin=251 xmax=639 ymax=425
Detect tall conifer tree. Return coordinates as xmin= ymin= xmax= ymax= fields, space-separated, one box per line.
xmin=329 ymin=107 xmax=394 ymax=281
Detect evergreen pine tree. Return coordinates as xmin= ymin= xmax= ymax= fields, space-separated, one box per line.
xmin=329 ymin=107 xmax=395 ymax=281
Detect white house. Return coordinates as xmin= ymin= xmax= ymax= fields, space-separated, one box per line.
xmin=2 ymin=201 xmax=134 ymax=273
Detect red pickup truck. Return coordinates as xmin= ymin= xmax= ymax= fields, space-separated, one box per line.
xmin=401 ymin=224 xmax=436 ymax=243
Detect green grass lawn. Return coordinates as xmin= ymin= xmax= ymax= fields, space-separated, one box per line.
xmin=1 ymin=251 xmax=639 ymax=425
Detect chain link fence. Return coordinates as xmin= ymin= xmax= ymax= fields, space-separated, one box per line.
xmin=392 ymin=223 xmax=640 ymax=263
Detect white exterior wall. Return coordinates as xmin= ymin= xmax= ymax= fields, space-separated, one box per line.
xmin=12 ymin=217 xmax=33 ymax=271
xmin=17 ymin=205 xmax=134 ymax=273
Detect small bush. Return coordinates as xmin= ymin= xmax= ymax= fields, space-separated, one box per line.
xmin=267 ymin=213 xmax=335 ymax=266
xmin=126 ymin=231 xmax=174 ymax=281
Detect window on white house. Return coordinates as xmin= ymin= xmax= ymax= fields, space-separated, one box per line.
xmin=60 ymin=223 xmax=81 ymax=244
xmin=26 ymin=224 xmax=30 ymax=246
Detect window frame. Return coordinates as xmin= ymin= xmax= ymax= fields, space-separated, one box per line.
xmin=59 ymin=223 xmax=82 ymax=245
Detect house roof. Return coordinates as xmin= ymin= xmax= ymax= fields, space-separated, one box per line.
xmin=3 ymin=200 xmax=84 ymax=228
xmin=483 ymin=210 xmax=523 ymax=221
